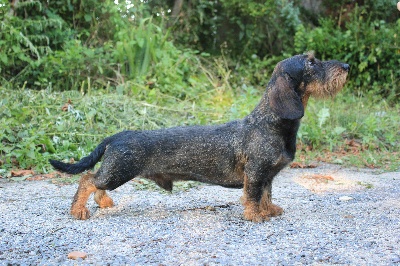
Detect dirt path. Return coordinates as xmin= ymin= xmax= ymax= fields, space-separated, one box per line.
xmin=0 ymin=163 xmax=399 ymax=265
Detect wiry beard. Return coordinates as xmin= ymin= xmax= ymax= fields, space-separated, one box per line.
xmin=306 ymin=67 xmax=348 ymax=99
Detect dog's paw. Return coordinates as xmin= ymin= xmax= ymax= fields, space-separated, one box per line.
xmin=98 ymin=197 xmax=114 ymax=209
xmin=94 ymin=192 xmax=115 ymax=208
xmin=94 ymin=194 xmax=114 ymax=209
xmin=261 ymin=203 xmax=284 ymax=217
xmin=243 ymin=200 xmax=283 ymax=222
xmin=243 ymin=202 xmax=270 ymax=222
xmin=270 ymin=203 xmax=284 ymax=216
xmin=243 ymin=210 xmax=270 ymax=223
xmin=71 ymin=206 xmax=90 ymax=220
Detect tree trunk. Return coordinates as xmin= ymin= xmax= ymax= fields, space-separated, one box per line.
xmin=167 ymin=0 xmax=184 ymax=28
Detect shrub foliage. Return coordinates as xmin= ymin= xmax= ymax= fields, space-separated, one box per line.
xmin=0 ymin=0 xmax=399 ymax=172
xmin=1 ymin=0 xmax=398 ymax=99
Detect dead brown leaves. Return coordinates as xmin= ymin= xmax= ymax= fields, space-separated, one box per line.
xmin=294 ymin=173 xmax=362 ymax=193
xmin=10 ymin=169 xmax=35 ymax=177
xmin=61 ymin=99 xmax=73 ymax=112
xmin=1 ymin=169 xmax=68 ymax=181
xmin=295 ymin=138 xmax=391 ymax=169
xmin=301 ymin=174 xmax=334 ymax=183
xmin=290 ymin=162 xmax=317 ymax=169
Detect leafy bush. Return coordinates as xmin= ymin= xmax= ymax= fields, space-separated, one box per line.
xmin=33 ymin=40 xmax=115 ymax=91
xmin=149 ymin=0 xmax=302 ymax=59
xmin=114 ymin=18 xmax=163 ymax=80
xmin=0 ymin=1 xmax=63 ymax=87
xmin=0 ymin=0 xmax=122 ymax=90
xmin=0 ymin=0 xmax=213 ymax=95
xmin=298 ymin=94 xmax=400 ymax=152
xmin=111 ymin=14 xmax=214 ymax=100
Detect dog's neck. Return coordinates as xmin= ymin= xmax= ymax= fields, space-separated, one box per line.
xmin=246 ymin=91 xmax=301 ymax=152
xmin=248 ymin=92 xmax=301 ymax=125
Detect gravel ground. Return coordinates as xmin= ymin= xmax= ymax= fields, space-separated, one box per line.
xmin=0 ymin=163 xmax=399 ymax=265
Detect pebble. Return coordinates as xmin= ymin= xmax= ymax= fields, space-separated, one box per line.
xmin=67 ymin=251 xmax=87 ymax=260
xmin=339 ymin=196 xmax=353 ymax=201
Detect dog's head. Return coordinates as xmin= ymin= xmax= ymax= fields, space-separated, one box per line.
xmin=268 ymin=52 xmax=349 ymax=120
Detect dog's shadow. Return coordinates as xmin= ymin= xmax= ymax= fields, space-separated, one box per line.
xmin=89 ymin=194 xmax=245 ymax=222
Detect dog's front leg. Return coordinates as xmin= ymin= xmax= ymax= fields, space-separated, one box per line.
xmin=241 ymin=169 xmax=283 ymax=222
xmin=259 ymin=182 xmax=283 ymax=218
xmin=241 ymin=170 xmax=267 ymax=222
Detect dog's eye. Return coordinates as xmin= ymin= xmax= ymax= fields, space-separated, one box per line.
xmin=307 ymin=60 xmax=315 ymax=67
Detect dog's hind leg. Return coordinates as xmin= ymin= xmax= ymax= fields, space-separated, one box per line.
xmin=70 ymin=173 xmax=97 ymax=220
xmin=94 ymin=189 xmax=114 ymax=209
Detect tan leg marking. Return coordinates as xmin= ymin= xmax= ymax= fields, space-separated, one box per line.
xmin=259 ymin=190 xmax=283 ymax=217
xmin=241 ymin=174 xmax=269 ymax=222
xmin=242 ymin=200 xmax=267 ymax=223
xmin=94 ymin=190 xmax=114 ymax=208
xmin=241 ymin=174 xmax=283 ymax=222
xmin=70 ymin=173 xmax=97 ymax=220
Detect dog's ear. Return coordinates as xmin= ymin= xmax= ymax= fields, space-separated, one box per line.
xmin=268 ymin=76 xmax=304 ymax=120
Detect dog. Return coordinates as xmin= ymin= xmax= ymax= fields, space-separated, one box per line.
xmin=50 ymin=52 xmax=349 ymax=221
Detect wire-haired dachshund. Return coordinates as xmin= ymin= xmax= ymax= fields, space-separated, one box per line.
xmin=50 ymin=52 xmax=349 ymax=221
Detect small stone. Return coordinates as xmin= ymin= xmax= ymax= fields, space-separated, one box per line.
xmin=397 ymin=2 xmax=400 ymax=11
xmin=205 ymin=206 xmax=216 ymax=211
xmin=339 ymin=196 xmax=353 ymax=201
xmin=67 ymin=251 xmax=87 ymax=260
xmin=391 ymin=255 xmax=400 ymax=263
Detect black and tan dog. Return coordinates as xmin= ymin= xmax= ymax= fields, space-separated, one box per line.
xmin=50 ymin=52 xmax=349 ymax=221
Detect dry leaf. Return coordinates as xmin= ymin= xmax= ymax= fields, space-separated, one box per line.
xmin=302 ymin=174 xmax=334 ymax=183
xmin=61 ymin=99 xmax=73 ymax=112
xmin=10 ymin=169 xmax=35 ymax=177
xmin=290 ymin=162 xmax=317 ymax=169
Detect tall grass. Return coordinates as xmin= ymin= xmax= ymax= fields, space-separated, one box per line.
xmin=114 ymin=17 xmax=166 ymax=79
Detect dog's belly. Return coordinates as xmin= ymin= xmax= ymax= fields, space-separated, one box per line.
xmin=218 ymin=183 xmax=244 ymax=189
xmin=189 ymin=172 xmax=244 ymax=188
xmin=144 ymin=170 xmax=244 ymax=189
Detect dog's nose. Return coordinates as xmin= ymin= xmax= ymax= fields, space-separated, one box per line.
xmin=342 ymin=64 xmax=350 ymax=71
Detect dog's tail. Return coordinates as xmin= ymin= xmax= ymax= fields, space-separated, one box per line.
xmin=49 ymin=137 xmax=111 ymax=174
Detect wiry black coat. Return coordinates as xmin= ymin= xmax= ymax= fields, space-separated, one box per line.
xmin=50 ymin=53 xmax=349 ymax=221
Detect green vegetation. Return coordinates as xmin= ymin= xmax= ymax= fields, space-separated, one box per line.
xmin=298 ymin=95 xmax=399 ymax=171
xmin=0 ymin=0 xmax=399 ymax=176
xmin=1 ymin=83 xmax=398 ymax=174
